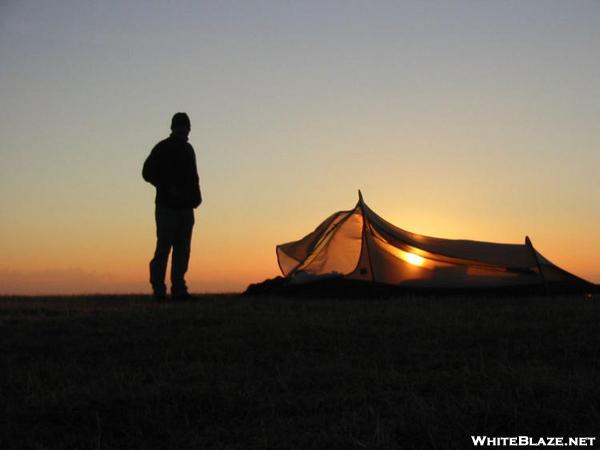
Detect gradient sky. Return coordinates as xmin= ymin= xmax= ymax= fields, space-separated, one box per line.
xmin=1 ymin=1 xmax=599 ymax=294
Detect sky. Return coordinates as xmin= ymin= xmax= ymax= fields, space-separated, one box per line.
xmin=1 ymin=0 xmax=599 ymax=294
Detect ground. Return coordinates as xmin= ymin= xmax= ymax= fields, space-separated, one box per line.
xmin=1 ymin=294 xmax=599 ymax=449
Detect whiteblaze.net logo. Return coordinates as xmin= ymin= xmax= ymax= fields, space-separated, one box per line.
xmin=471 ymin=436 xmax=597 ymax=447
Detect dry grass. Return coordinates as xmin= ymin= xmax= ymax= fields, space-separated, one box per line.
xmin=1 ymin=293 xmax=599 ymax=449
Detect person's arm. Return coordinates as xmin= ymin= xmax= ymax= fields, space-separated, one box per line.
xmin=191 ymin=147 xmax=202 ymax=207
xmin=142 ymin=144 xmax=162 ymax=187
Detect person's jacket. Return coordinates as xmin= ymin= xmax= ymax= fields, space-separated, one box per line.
xmin=142 ymin=135 xmax=202 ymax=209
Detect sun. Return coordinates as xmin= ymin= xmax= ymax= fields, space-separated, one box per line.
xmin=404 ymin=252 xmax=425 ymax=267
xmin=389 ymin=247 xmax=427 ymax=267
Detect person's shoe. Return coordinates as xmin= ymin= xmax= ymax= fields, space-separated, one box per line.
xmin=171 ymin=291 xmax=193 ymax=301
xmin=153 ymin=291 xmax=167 ymax=302
xmin=152 ymin=283 xmax=167 ymax=301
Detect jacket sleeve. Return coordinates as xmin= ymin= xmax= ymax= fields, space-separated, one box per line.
xmin=191 ymin=148 xmax=202 ymax=207
xmin=142 ymin=144 xmax=162 ymax=187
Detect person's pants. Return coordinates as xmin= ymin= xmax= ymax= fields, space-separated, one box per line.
xmin=149 ymin=206 xmax=195 ymax=294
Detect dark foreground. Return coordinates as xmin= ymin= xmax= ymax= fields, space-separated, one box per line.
xmin=1 ymin=294 xmax=599 ymax=449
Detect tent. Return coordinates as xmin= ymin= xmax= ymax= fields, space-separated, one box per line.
xmin=276 ymin=191 xmax=592 ymax=292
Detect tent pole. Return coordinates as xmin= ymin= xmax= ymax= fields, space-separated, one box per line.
xmin=358 ymin=190 xmax=376 ymax=283
xmin=526 ymin=236 xmax=549 ymax=295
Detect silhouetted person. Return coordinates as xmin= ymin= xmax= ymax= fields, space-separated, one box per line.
xmin=142 ymin=112 xmax=202 ymax=301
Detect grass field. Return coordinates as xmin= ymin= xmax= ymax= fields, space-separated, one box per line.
xmin=1 ymin=293 xmax=599 ymax=449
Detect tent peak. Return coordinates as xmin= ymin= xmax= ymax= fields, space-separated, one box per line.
xmin=358 ymin=189 xmax=364 ymax=203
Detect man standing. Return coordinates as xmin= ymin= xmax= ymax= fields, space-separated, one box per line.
xmin=142 ymin=112 xmax=202 ymax=300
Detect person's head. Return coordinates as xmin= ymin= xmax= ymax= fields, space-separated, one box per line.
xmin=171 ymin=112 xmax=191 ymax=139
